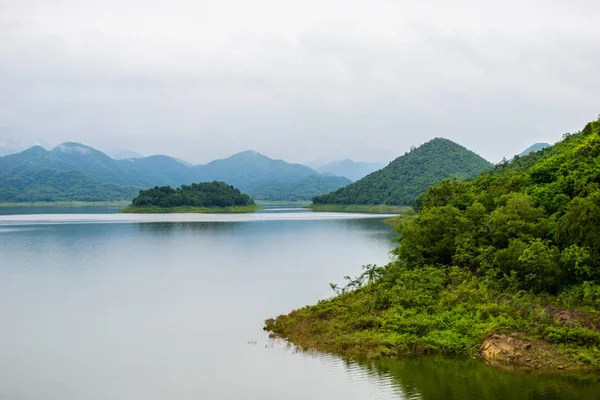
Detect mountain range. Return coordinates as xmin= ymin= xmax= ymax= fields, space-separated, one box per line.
xmin=0 ymin=144 xmax=350 ymax=202
xmin=313 ymin=138 xmax=493 ymax=206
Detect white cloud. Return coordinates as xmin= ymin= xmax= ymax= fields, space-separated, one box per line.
xmin=0 ymin=0 xmax=599 ymax=163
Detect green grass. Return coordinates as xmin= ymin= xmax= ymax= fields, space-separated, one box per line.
xmin=307 ymin=204 xmax=411 ymax=214
xmin=0 ymin=201 xmax=130 ymax=207
xmin=120 ymin=204 xmax=262 ymax=213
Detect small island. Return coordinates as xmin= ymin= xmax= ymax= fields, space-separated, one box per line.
xmin=120 ymin=181 xmax=260 ymax=213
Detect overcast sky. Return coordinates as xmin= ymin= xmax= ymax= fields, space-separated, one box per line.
xmin=1 ymin=0 xmax=599 ymax=164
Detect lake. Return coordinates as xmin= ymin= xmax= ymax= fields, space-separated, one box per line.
xmin=1 ymin=206 xmax=599 ymax=399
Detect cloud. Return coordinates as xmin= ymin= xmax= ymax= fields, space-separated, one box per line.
xmin=0 ymin=0 xmax=599 ymax=163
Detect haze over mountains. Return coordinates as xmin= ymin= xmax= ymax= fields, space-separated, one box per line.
xmin=0 ymin=143 xmax=350 ymax=202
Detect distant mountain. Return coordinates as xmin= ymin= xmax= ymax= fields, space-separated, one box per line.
xmin=108 ymin=149 xmax=144 ymax=159
xmin=316 ymin=159 xmax=385 ymax=181
xmin=516 ymin=143 xmax=550 ymax=158
xmin=313 ymin=138 xmax=493 ymax=206
xmin=0 ymin=146 xmax=140 ymax=202
xmin=248 ymin=174 xmax=351 ymax=201
xmin=0 ymin=145 xmax=346 ymax=202
xmin=196 ymin=150 xmax=316 ymax=192
xmin=118 ymin=155 xmax=198 ymax=187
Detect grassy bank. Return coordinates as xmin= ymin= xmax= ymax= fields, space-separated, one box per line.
xmin=265 ymin=264 xmax=600 ymax=372
xmin=0 ymin=201 xmax=130 ymax=207
xmin=120 ymin=204 xmax=262 ymax=213
xmin=307 ymin=204 xmax=411 ymax=214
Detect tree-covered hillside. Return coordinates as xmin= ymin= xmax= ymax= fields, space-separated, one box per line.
xmin=267 ymin=117 xmax=600 ymax=369
xmin=128 ymin=181 xmax=254 ymax=208
xmin=313 ymin=138 xmax=492 ymax=206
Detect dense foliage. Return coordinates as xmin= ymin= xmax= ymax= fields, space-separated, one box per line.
xmin=267 ymin=118 xmax=600 ymax=369
xmin=0 ymin=145 xmax=344 ymax=202
xmin=130 ymin=181 xmax=254 ymax=208
xmin=313 ymin=138 xmax=492 ymax=206
xmin=403 ymin=120 xmax=600 ymax=294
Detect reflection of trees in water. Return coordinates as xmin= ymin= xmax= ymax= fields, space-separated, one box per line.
xmin=353 ymin=356 xmax=600 ymax=400
xmin=136 ymin=221 xmax=245 ymax=236
xmin=135 ymin=218 xmax=397 ymax=242
xmin=285 ymin=343 xmax=600 ymax=400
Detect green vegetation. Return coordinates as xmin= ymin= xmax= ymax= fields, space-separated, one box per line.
xmin=308 ymin=204 xmax=411 ymax=214
xmin=313 ymin=138 xmax=492 ymax=206
xmin=122 ymin=181 xmax=258 ymax=213
xmin=267 ymin=117 xmax=600 ymax=371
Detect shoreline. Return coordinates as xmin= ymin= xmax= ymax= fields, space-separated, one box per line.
xmin=307 ymin=204 xmax=411 ymax=214
xmin=0 ymin=201 xmax=130 ymax=207
xmin=120 ymin=204 xmax=262 ymax=213
xmin=264 ymin=273 xmax=600 ymax=374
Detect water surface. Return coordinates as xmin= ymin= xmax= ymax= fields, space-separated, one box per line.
xmin=1 ymin=207 xmax=599 ymax=399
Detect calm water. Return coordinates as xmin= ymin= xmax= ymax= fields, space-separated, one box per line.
xmin=1 ymin=207 xmax=599 ymax=399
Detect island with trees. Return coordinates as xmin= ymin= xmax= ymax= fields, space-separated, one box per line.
xmin=121 ymin=181 xmax=260 ymax=213
xmin=266 ymin=116 xmax=600 ymax=372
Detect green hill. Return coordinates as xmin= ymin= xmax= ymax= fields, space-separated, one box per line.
xmin=313 ymin=138 xmax=492 ymax=206
xmin=266 ymin=117 xmax=600 ymax=370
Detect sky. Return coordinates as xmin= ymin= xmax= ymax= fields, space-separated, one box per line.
xmin=1 ymin=0 xmax=599 ymax=164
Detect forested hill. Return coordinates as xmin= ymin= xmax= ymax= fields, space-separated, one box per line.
xmin=313 ymin=138 xmax=492 ymax=206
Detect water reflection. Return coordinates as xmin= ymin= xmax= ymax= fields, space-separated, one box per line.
xmin=2 ymin=211 xmax=599 ymax=399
